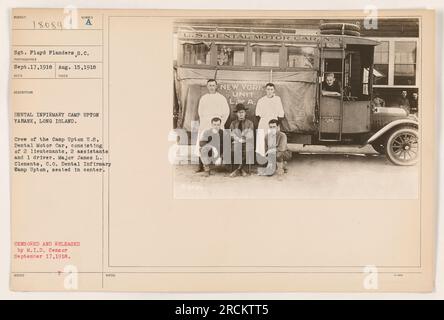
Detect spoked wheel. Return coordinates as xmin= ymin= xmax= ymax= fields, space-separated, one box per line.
xmin=385 ymin=127 xmax=419 ymax=166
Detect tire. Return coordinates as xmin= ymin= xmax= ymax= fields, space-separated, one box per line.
xmin=320 ymin=23 xmax=361 ymax=32
xmin=371 ymin=141 xmax=386 ymax=155
xmin=385 ymin=127 xmax=419 ymax=166
xmin=320 ymin=29 xmax=361 ymax=37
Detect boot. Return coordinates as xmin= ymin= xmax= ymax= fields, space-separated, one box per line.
xmin=203 ymin=165 xmax=211 ymax=177
xmin=283 ymin=161 xmax=288 ymax=173
xmin=229 ymin=168 xmax=241 ymax=177
xmin=257 ymin=163 xmax=275 ymax=176
xmin=276 ymin=161 xmax=285 ymax=175
xmin=195 ymin=161 xmax=204 ymax=173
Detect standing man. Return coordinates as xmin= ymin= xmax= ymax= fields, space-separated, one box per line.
xmin=258 ymin=119 xmax=292 ymax=176
xmin=410 ymin=92 xmax=419 ymax=115
xmin=255 ymin=83 xmax=285 ymax=158
xmin=195 ymin=79 xmax=230 ymax=172
xmin=230 ymin=103 xmax=255 ymax=177
xmin=398 ymin=90 xmax=411 ymax=114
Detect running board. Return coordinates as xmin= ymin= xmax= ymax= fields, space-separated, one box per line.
xmin=318 ymin=138 xmax=342 ymax=142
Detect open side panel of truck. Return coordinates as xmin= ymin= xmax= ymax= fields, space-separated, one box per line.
xmin=318 ymin=48 xmax=345 ymax=141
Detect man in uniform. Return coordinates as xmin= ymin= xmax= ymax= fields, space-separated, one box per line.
xmin=410 ymin=92 xmax=419 ymax=115
xmin=199 ymin=117 xmax=229 ymax=177
xmin=258 ymin=119 xmax=292 ymax=176
xmin=255 ymin=83 xmax=285 ymax=159
xmin=195 ymin=79 xmax=230 ymax=172
xmin=230 ymin=103 xmax=255 ymax=177
xmin=398 ymin=90 xmax=411 ymax=114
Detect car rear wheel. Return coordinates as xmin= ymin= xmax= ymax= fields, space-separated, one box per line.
xmin=385 ymin=127 xmax=419 ymax=166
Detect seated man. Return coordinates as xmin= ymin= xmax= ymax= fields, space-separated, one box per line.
xmin=199 ymin=117 xmax=229 ymax=177
xmin=229 ymin=103 xmax=255 ymax=177
xmin=322 ymin=72 xmax=341 ymax=96
xmin=258 ymin=119 xmax=292 ymax=176
xmin=371 ymin=90 xmax=386 ymax=112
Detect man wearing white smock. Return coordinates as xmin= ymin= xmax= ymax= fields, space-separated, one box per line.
xmin=195 ymin=79 xmax=230 ymax=172
xmin=255 ymin=83 xmax=285 ymax=157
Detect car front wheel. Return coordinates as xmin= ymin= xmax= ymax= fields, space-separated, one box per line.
xmin=385 ymin=126 xmax=419 ymax=166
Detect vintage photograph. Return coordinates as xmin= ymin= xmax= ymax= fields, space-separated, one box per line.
xmin=172 ymin=18 xmax=420 ymax=199
xmin=7 ymin=7 xmax=437 ymax=294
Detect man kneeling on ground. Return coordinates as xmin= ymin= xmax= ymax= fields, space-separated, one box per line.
xmin=258 ymin=119 xmax=292 ymax=176
xmin=199 ymin=117 xmax=229 ymax=177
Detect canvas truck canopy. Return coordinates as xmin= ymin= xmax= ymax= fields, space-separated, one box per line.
xmin=174 ymin=67 xmax=318 ymax=133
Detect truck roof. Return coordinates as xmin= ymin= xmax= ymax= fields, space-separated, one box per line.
xmin=176 ymin=26 xmax=380 ymax=47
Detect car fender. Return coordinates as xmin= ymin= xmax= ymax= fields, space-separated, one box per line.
xmin=366 ymin=119 xmax=418 ymax=144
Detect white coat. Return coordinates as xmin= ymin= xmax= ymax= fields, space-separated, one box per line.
xmin=255 ymin=95 xmax=285 ymax=156
xmin=194 ymin=92 xmax=230 ymax=156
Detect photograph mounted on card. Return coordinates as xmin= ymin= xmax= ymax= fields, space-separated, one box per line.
xmin=9 ymin=8 xmax=436 ymax=292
